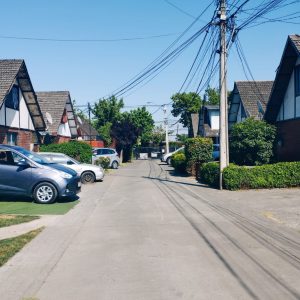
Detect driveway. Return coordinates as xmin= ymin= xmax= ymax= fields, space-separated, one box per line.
xmin=0 ymin=160 xmax=300 ymax=300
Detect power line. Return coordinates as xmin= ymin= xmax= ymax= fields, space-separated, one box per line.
xmin=0 ymin=32 xmax=180 ymax=43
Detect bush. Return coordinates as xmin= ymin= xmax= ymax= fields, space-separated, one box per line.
xmin=199 ymin=162 xmax=219 ymax=187
xmin=40 ymin=141 xmax=92 ymax=163
xmin=185 ymin=137 xmax=213 ymax=175
xmin=171 ymin=152 xmax=187 ymax=173
xmin=223 ymin=162 xmax=300 ymax=190
xmin=230 ymin=118 xmax=276 ymax=166
xmin=94 ymin=157 xmax=110 ymax=169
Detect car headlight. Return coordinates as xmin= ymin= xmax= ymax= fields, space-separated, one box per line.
xmin=58 ymin=171 xmax=73 ymax=179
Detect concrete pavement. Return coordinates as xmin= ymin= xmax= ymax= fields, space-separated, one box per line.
xmin=0 ymin=160 xmax=299 ymax=299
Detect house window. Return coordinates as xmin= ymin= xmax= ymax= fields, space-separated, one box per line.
xmin=7 ymin=132 xmax=18 ymax=146
xmin=5 ymin=85 xmax=20 ymax=110
xmin=296 ymin=65 xmax=300 ymax=97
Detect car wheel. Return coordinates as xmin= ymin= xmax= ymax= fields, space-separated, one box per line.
xmin=112 ymin=161 xmax=119 ymax=169
xmin=33 ymin=182 xmax=58 ymax=204
xmin=166 ymin=157 xmax=171 ymax=165
xmin=81 ymin=171 xmax=96 ymax=184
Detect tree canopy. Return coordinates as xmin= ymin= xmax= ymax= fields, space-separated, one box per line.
xmin=171 ymin=92 xmax=202 ymax=136
xmin=93 ymin=95 xmax=124 ymax=128
xmin=205 ymin=87 xmax=220 ymax=105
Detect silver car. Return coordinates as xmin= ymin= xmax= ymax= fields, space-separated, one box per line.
xmin=0 ymin=145 xmax=81 ymax=204
xmin=92 ymin=148 xmax=120 ymax=169
xmin=38 ymin=152 xmax=104 ymax=184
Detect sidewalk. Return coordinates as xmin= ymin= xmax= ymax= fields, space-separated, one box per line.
xmin=0 ymin=215 xmax=62 ymax=240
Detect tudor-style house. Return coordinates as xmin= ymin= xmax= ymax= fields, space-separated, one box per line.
xmin=36 ymin=91 xmax=78 ymax=144
xmin=228 ymin=81 xmax=273 ymax=129
xmin=198 ymin=105 xmax=220 ymax=144
xmin=265 ymin=34 xmax=300 ymax=161
xmin=0 ymin=60 xmax=45 ymax=150
xmin=76 ymin=116 xmax=104 ymax=148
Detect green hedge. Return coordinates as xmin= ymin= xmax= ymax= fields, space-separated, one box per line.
xmin=199 ymin=161 xmax=300 ymax=190
xmin=223 ymin=162 xmax=300 ymax=190
xmin=199 ymin=162 xmax=219 ymax=187
xmin=40 ymin=141 xmax=92 ymax=163
xmin=171 ymin=152 xmax=187 ymax=173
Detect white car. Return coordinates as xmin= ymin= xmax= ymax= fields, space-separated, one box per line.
xmin=92 ymin=148 xmax=120 ymax=169
xmin=38 ymin=152 xmax=104 ymax=184
xmin=162 ymin=146 xmax=185 ymax=165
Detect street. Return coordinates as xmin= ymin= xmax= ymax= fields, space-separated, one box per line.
xmin=0 ymin=160 xmax=300 ymax=300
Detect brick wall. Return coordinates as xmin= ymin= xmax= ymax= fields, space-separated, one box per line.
xmin=0 ymin=126 xmax=38 ymax=150
xmin=276 ymin=119 xmax=300 ymax=162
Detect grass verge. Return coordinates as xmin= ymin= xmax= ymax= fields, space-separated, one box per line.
xmin=0 ymin=200 xmax=79 ymax=215
xmin=0 ymin=215 xmax=39 ymax=228
xmin=0 ymin=227 xmax=43 ymax=267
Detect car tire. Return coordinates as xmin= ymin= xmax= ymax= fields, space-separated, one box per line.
xmin=33 ymin=182 xmax=58 ymax=204
xmin=81 ymin=171 xmax=96 ymax=184
xmin=111 ymin=161 xmax=119 ymax=169
xmin=166 ymin=157 xmax=171 ymax=165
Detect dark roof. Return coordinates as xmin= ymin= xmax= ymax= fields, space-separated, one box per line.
xmin=235 ymin=81 xmax=273 ymax=118
xmin=36 ymin=91 xmax=77 ymax=137
xmin=265 ymin=35 xmax=300 ymax=123
xmin=76 ymin=116 xmax=98 ymax=137
xmin=0 ymin=59 xmax=45 ymax=130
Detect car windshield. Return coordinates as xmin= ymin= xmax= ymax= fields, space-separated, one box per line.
xmin=16 ymin=148 xmax=52 ymax=165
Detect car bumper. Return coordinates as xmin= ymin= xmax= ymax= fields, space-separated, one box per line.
xmin=95 ymin=170 xmax=105 ymax=181
xmin=60 ymin=176 xmax=81 ymax=197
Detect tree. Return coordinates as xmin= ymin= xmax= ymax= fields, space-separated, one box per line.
xmin=229 ymin=118 xmax=276 ymax=166
xmin=176 ymin=133 xmax=188 ymax=144
xmin=130 ymin=107 xmax=154 ymax=146
xmin=150 ymin=125 xmax=165 ymax=146
xmin=171 ymin=92 xmax=202 ymax=137
xmin=93 ymin=95 xmax=124 ymax=129
xmin=111 ymin=112 xmax=141 ymax=162
xmin=98 ymin=122 xmax=112 ymax=147
xmin=205 ymin=87 xmax=220 ymax=105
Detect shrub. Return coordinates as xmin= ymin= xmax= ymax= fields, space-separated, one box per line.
xmin=171 ymin=152 xmax=187 ymax=173
xmin=199 ymin=162 xmax=219 ymax=187
xmin=94 ymin=157 xmax=110 ymax=169
xmin=40 ymin=141 xmax=92 ymax=163
xmin=185 ymin=137 xmax=213 ymax=175
xmin=230 ymin=118 xmax=276 ymax=166
xmin=223 ymin=162 xmax=300 ymax=190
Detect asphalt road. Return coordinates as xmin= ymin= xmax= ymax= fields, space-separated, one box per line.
xmin=0 ymin=160 xmax=300 ymax=300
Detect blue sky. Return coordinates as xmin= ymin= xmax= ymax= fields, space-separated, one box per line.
xmin=0 ymin=0 xmax=298 ymax=129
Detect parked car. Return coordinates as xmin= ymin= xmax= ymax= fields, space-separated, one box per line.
xmin=213 ymin=144 xmax=220 ymax=161
xmin=38 ymin=152 xmax=104 ymax=184
xmin=161 ymin=147 xmax=185 ymax=165
xmin=92 ymin=148 xmax=120 ymax=169
xmin=0 ymin=145 xmax=81 ymax=204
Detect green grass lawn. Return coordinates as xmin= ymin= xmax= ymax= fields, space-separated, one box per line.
xmin=0 ymin=228 xmax=43 ymax=267
xmin=0 ymin=215 xmax=39 ymax=228
xmin=0 ymin=199 xmax=79 ymax=215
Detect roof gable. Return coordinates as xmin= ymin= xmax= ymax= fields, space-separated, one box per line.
xmin=36 ymin=91 xmax=77 ymax=137
xmin=265 ymin=34 xmax=300 ymax=123
xmin=0 ymin=59 xmax=45 ymax=130
xmin=235 ymin=80 xmax=273 ymax=119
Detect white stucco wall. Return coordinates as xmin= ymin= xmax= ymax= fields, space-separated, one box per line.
xmin=58 ymin=122 xmax=71 ymax=137
xmin=209 ymin=110 xmax=220 ymax=130
xmin=277 ymin=57 xmax=300 ymax=121
xmin=0 ymin=88 xmax=35 ymax=130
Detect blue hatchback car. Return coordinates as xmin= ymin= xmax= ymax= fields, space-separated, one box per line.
xmin=0 ymin=145 xmax=81 ymax=204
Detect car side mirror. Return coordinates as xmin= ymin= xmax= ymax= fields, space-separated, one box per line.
xmin=67 ymin=160 xmax=74 ymax=165
xmin=17 ymin=160 xmax=30 ymax=167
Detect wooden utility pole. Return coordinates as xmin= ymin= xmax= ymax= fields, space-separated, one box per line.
xmin=218 ymin=0 xmax=229 ymax=189
xmin=163 ymin=105 xmax=169 ymax=154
